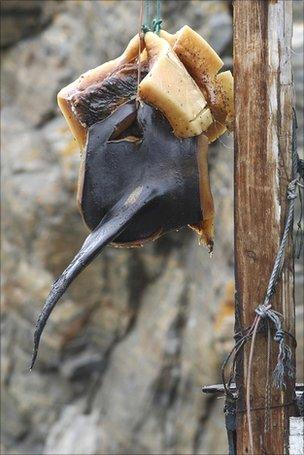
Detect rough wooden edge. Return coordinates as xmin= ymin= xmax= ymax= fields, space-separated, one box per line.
xmin=234 ymin=0 xmax=295 ymax=453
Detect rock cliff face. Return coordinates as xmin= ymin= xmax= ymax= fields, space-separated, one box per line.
xmin=1 ymin=1 xmax=302 ymax=455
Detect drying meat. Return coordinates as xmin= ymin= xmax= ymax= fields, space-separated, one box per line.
xmin=31 ymin=101 xmax=213 ymax=368
xmin=161 ymin=26 xmax=234 ymax=141
xmin=58 ymin=33 xmax=144 ymax=148
xmin=138 ymin=32 xmax=213 ymax=137
xmin=31 ymin=25 xmax=233 ymax=369
xmin=58 ymin=26 xmax=234 ymax=147
xmin=71 ymin=62 xmax=149 ymax=130
xmin=80 ymin=101 xmax=213 ymax=245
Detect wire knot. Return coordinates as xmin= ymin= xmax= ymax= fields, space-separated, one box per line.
xmin=255 ymin=304 xmax=270 ymax=318
xmin=152 ymin=18 xmax=162 ymax=33
xmin=254 ymin=305 xmax=294 ymax=387
xmin=141 ymin=24 xmax=150 ymax=34
xmin=274 ymin=328 xmax=284 ymax=342
xmin=287 ymin=180 xmax=297 ymax=200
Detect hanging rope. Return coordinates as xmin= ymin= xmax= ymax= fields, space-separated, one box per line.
xmin=141 ymin=0 xmax=162 ymax=34
xmin=137 ymin=1 xmax=162 ymax=101
xmin=247 ymin=108 xmax=300 ymax=390
xmin=142 ymin=0 xmax=151 ymax=33
xmin=136 ymin=0 xmax=144 ymax=102
xmin=222 ymin=108 xmax=303 ymax=454
xmin=295 ymin=152 xmax=304 ymax=258
xmin=153 ymin=0 xmax=162 ymax=35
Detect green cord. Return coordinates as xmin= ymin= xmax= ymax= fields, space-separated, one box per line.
xmin=153 ymin=0 xmax=162 ymax=35
xmin=142 ymin=0 xmax=151 ymax=33
xmin=141 ymin=0 xmax=162 ymax=35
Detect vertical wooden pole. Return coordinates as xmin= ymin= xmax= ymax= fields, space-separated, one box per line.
xmin=234 ymin=1 xmax=295 ymax=454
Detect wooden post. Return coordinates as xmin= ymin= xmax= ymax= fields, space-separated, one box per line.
xmin=234 ymin=1 xmax=295 ymax=454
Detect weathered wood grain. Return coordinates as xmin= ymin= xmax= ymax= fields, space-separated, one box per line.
xmin=234 ymin=0 xmax=295 ymax=453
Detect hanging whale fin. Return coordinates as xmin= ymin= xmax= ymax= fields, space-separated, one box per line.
xmin=30 ymin=185 xmax=155 ymax=370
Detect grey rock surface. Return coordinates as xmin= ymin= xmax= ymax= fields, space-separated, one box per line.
xmin=0 ymin=0 xmax=60 ymax=49
xmin=1 ymin=1 xmax=302 ymax=455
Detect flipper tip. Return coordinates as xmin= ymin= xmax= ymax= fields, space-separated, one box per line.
xmin=29 ymin=346 xmax=38 ymax=371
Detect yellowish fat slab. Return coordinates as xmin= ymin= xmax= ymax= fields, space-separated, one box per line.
xmin=215 ymin=70 xmax=234 ymax=131
xmin=57 ymin=26 xmax=233 ymax=146
xmin=173 ymin=25 xmax=224 ymax=80
xmin=139 ymin=32 xmax=213 ymax=138
xmin=159 ymin=29 xmax=177 ymax=47
xmin=205 ymin=70 xmax=234 ymax=142
xmin=160 ymin=27 xmax=233 ymax=142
